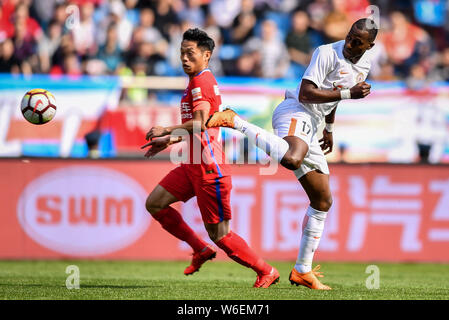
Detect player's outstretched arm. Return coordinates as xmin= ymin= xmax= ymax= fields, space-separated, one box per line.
xmin=299 ymin=79 xmax=371 ymax=104
xmin=144 ymin=103 xmax=211 ymax=141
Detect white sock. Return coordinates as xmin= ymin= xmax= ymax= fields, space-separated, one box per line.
xmin=233 ymin=116 xmax=289 ymax=162
xmin=295 ymin=206 xmax=327 ymax=273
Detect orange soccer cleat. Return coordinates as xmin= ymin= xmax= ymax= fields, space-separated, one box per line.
xmin=253 ymin=267 xmax=280 ymax=288
xmin=184 ymin=245 xmax=217 ymax=276
xmin=205 ymin=109 xmax=237 ymax=128
xmin=289 ymin=265 xmax=332 ymax=290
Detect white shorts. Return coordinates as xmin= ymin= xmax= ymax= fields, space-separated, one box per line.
xmin=272 ymin=99 xmax=329 ymax=179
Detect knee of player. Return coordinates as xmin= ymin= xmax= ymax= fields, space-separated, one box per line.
xmin=281 ymin=154 xmax=302 ymax=170
xmin=205 ymin=229 xmax=219 ymax=242
xmin=314 ymin=196 xmax=333 ymax=212
xmin=145 ymin=195 xmax=162 ymax=215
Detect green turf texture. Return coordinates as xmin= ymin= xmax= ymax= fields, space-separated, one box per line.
xmin=0 ymin=260 xmax=447 ymax=300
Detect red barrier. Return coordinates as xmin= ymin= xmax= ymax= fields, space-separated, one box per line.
xmin=1 ymin=159 xmax=449 ymax=262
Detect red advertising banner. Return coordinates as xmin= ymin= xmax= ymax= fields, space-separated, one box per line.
xmin=1 ymin=159 xmax=449 ymax=262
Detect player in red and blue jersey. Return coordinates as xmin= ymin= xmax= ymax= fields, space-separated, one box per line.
xmin=141 ymin=28 xmax=279 ymax=288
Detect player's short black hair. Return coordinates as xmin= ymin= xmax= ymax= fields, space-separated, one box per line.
xmin=182 ymin=28 xmax=215 ymax=53
xmin=351 ymin=18 xmax=378 ymax=42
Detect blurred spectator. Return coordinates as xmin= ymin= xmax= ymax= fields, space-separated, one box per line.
xmin=230 ymin=0 xmax=257 ymax=44
xmin=12 ymin=18 xmax=36 ymax=74
xmin=285 ymin=10 xmax=314 ymax=67
xmin=38 ymin=20 xmax=62 ymax=73
xmin=108 ymin=0 xmax=134 ymax=51
xmin=406 ymin=63 xmax=429 ymax=90
xmin=63 ymin=52 xmax=82 ymax=76
xmin=306 ymin=0 xmax=332 ymax=32
xmin=0 ymin=38 xmax=20 ymax=73
xmin=322 ymin=11 xmax=349 ymax=42
xmin=13 ymin=2 xmax=43 ymax=41
xmin=72 ymin=2 xmax=97 ymax=57
xmin=246 ymin=19 xmax=290 ymax=78
xmin=204 ymin=14 xmax=225 ymax=76
xmin=232 ymin=50 xmax=261 ymax=77
xmin=1 ymin=0 xmax=18 ymax=25
xmin=138 ymin=7 xmax=168 ymax=58
xmin=50 ymin=33 xmax=77 ymax=75
xmin=209 ymin=0 xmax=241 ymax=28
xmin=331 ymin=0 xmax=371 ymax=22
xmin=177 ymin=0 xmax=205 ymax=28
xmin=371 ymin=60 xmax=399 ymax=81
xmin=382 ymin=11 xmax=429 ymax=77
xmin=97 ymin=23 xmax=123 ymax=74
xmin=83 ymin=58 xmax=107 ymax=76
xmin=0 ymin=6 xmax=14 ymax=42
xmin=51 ymin=3 xmax=69 ymax=29
xmin=31 ymin=0 xmax=59 ymax=29
xmin=153 ymin=0 xmax=180 ymax=41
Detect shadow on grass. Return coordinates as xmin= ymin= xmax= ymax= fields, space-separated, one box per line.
xmin=0 ymin=283 xmax=163 ymax=289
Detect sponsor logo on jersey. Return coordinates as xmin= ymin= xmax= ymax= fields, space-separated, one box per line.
xmin=191 ymin=87 xmax=202 ymax=101
xmin=339 ymin=69 xmax=349 ymax=75
xmin=181 ymin=102 xmax=190 ymax=113
xmin=213 ymin=85 xmax=220 ymax=96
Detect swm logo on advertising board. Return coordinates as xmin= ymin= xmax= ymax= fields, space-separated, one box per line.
xmin=17 ymin=166 xmax=150 ymax=256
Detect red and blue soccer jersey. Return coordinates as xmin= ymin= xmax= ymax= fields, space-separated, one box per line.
xmin=180 ymin=68 xmax=230 ymax=179
xmin=159 ymin=68 xmax=232 ymax=224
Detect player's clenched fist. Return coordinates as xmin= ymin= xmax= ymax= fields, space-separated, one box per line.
xmin=350 ymin=81 xmax=371 ymax=99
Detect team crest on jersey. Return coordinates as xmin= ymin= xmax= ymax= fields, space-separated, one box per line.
xmin=191 ymin=87 xmax=202 ymax=101
xmin=356 ymin=73 xmax=365 ymax=82
xmin=213 ymin=85 xmax=220 ymax=96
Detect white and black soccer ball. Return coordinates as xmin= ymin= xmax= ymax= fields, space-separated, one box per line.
xmin=20 ymin=89 xmax=57 ymax=125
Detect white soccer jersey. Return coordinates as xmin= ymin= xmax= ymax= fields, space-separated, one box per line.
xmin=284 ymin=40 xmax=372 ymax=125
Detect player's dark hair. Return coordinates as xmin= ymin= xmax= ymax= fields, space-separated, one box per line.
xmin=182 ymin=28 xmax=215 ymax=53
xmin=352 ymin=18 xmax=378 ymax=42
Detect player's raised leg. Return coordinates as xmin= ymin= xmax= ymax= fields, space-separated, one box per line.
xmin=206 ymin=109 xmax=290 ymax=164
xmin=289 ymin=170 xmax=332 ymax=290
xmin=146 ymin=173 xmax=216 ymax=276
xmin=206 ymin=109 xmax=308 ymax=171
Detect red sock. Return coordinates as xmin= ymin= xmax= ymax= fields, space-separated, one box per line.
xmin=152 ymin=206 xmax=208 ymax=253
xmin=215 ymin=231 xmax=271 ymax=275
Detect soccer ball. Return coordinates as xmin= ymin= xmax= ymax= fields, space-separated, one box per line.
xmin=20 ymin=89 xmax=57 ymax=125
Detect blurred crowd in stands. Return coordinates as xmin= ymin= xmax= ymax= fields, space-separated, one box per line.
xmin=1 ymin=0 xmax=449 ymax=84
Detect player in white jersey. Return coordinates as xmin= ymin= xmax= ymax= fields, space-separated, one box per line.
xmin=206 ymin=18 xmax=378 ymax=290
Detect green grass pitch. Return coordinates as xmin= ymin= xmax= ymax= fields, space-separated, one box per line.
xmin=0 ymin=260 xmax=447 ymax=300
